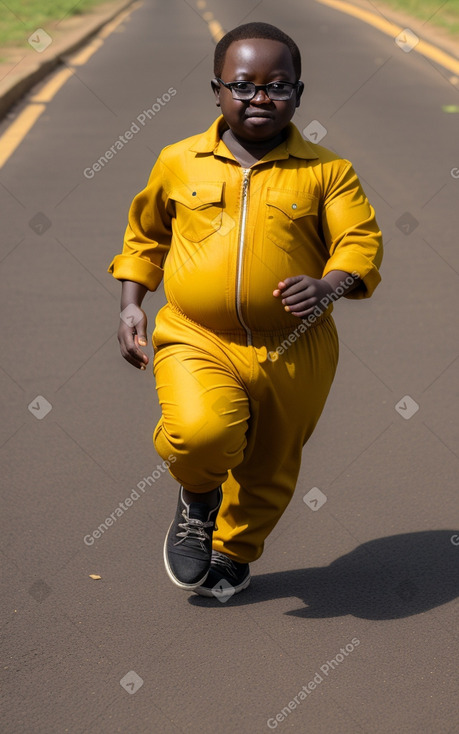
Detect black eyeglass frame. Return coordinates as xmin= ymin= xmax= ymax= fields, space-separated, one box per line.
xmin=215 ymin=77 xmax=303 ymax=101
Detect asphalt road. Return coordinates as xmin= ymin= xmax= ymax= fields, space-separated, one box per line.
xmin=1 ymin=0 xmax=458 ymax=732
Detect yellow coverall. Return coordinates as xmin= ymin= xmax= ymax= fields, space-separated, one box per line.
xmin=108 ymin=115 xmax=383 ymax=563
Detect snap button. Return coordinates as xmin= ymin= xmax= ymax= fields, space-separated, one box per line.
xmin=292 ymin=203 xmax=297 ymax=210
xmin=192 ymin=191 xmax=197 ymax=196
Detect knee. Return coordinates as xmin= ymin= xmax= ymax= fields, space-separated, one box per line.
xmin=155 ymin=409 xmax=246 ymax=467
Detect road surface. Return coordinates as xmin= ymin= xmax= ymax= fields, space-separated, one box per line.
xmin=1 ymin=0 xmax=458 ymax=732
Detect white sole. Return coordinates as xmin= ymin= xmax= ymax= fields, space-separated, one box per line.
xmin=163 ymin=520 xmax=211 ymax=590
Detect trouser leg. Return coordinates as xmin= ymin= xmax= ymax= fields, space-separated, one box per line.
xmin=212 ymin=316 xmax=339 ymax=563
xmin=152 ymin=306 xmax=339 ymax=563
xmin=153 ymin=342 xmax=251 ymax=493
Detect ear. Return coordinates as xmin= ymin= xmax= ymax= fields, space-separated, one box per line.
xmin=295 ymin=81 xmax=305 ymax=108
xmin=211 ymin=78 xmax=221 ymax=106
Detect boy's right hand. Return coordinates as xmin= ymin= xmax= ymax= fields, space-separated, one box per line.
xmin=117 ymin=303 xmax=149 ymax=370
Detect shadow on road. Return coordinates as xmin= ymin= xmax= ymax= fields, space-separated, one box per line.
xmin=188 ymin=530 xmax=459 ymax=618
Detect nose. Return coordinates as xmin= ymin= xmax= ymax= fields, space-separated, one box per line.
xmin=251 ymin=86 xmax=271 ymax=103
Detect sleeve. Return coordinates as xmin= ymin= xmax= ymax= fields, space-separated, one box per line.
xmin=320 ymin=160 xmax=383 ymax=299
xmin=107 ymin=155 xmax=173 ymax=291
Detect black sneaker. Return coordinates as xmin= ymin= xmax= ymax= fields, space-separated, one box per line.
xmin=163 ymin=486 xmax=222 ymax=590
xmin=194 ymin=550 xmax=250 ymax=600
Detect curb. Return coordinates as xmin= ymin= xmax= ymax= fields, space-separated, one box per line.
xmin=0 ymin=0 xmax=138 ymax=121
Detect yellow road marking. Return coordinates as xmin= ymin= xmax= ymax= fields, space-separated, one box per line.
xmin=98 ymin=3 xmax=140 ymax=38
xmin=0 ymin=104 xmax=46 ymax=168
xmin=315 ymin=0 xmax=459 ymax=76
xmin=208 ymin=19 xmax=225 ymax=42
xmin=0 ymin=1 xmax=142 ymax=169
xmin=29 ymin=67 xmax=74 ymax=102
xmin=69 ymin=38 xmax=104 ymax=66
xmin=196 ymin=1 xmax=224 ymax=42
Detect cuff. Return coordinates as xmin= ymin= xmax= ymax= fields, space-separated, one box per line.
xmin=322 ymin=250 xmax=381 ymax=299
xmin=107 ymin=254 xmax=164 ymax=291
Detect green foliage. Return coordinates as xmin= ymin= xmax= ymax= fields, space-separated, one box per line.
xmin=0 ymin=0 xmax=107 ymax=47
xmin=379 ymin=0 xmax=459 ymax=34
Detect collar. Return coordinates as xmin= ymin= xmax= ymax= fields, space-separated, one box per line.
xmin=189 ymin=115 xmax=319 ymax=162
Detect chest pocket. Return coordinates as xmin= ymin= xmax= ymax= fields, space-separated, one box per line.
xmin=265 ymin=188 xmax=319 ymax=252
xmin=169 ymin=182 xmax=225 ymax=242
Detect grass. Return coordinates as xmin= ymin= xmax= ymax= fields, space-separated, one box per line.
xmin=0 ymin=0 xmax=113 ymax=49
xmin=376 ymin=0 xmax=459 ymax=35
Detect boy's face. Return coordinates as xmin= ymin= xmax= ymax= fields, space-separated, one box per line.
xmin=212 ymin=38 xmax=303 ymax=143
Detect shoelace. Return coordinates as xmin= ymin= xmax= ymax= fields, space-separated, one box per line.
xmin=211 ymin=552 xmax=239 ymax=580
xmin=174 ymin=511 xmax=214 ymax=548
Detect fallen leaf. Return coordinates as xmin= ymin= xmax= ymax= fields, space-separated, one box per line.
xmin=89 ymin=574 xmax=102 ymax=580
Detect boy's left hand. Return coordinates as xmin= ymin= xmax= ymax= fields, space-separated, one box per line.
xmin=273 ymin=275 xmax=334 ymax=318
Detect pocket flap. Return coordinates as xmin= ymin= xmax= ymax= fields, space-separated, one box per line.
xmin=266 ymin=189 xmax=318 ymax=219
xmin=169 ymin=182 xmax=224 ymax=209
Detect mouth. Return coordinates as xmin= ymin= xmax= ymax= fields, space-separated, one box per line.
xmin=244 ymin=111 xmax=273 ymax=119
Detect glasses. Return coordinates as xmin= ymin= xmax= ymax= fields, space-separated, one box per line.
xmin=215 ymin=78 xmax=301 ymax=101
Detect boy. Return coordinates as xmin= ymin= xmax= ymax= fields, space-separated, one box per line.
xmin=107 ymin=22 xmax=383 ymax=598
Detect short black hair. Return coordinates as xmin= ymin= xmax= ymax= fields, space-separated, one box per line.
xmin=214 ymin=22 xmax=301 ymax=80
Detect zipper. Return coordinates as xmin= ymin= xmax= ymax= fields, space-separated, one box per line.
xmin=236 ymin=168 xmax=252 ymax=345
